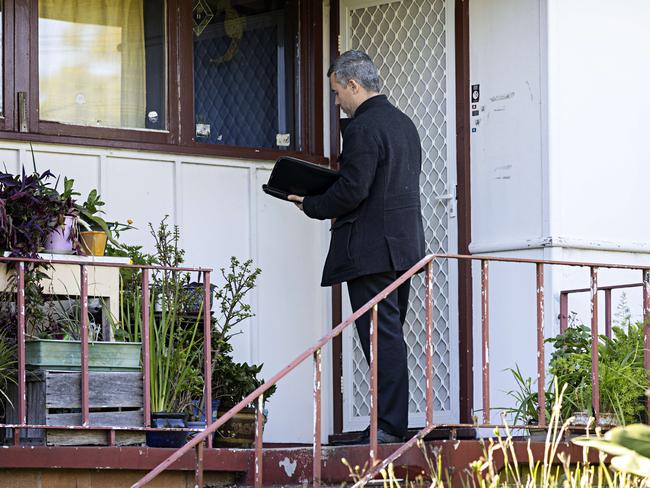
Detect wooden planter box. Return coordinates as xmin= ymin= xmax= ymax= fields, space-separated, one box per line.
xmin=5 ymin=370 xmax=145 ymax=446
xmin=25 ymin=339 xmax=141 ymax=371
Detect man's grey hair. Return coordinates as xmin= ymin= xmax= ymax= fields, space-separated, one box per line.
xmin=328 ymin=50 xmax=381 ymax=93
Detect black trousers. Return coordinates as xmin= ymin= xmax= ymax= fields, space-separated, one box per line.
xmin=347 ymin=271 xmax=411 ymax=437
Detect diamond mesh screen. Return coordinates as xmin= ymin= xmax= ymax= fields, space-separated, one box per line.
xmin=346 ymin=0 xmax=452 ymax=422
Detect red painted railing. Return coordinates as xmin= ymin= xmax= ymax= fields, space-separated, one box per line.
xmin=131 ymin=253 xmax=650 ymax=488
xmin=0 ymin=255 xmax=215 ymax=448
xmin=560 ymin=281 xmax=644 ymax=338
xmin=2 ymin=254 xmax=650 ymax=487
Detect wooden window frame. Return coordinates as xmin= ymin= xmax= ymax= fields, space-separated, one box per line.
xmin=0 ymin=0 xmax=324 ymax=162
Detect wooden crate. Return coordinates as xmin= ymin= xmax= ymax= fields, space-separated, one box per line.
xmin=6 ymin=370 xmax=145 ymax=446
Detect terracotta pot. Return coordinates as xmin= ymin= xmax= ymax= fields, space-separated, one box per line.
xmin=80 ymin=231 xmax=108 ymax=256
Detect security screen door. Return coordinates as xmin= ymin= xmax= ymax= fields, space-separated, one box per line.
xmin=339 ymin=0 xmax=459 ymax=430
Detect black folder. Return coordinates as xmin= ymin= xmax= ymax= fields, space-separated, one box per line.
xmin=262 ymin=157 xmax=340 ymax=201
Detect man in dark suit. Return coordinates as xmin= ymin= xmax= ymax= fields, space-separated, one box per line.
xmin=289 ymin=50 xmax=426 ymax=443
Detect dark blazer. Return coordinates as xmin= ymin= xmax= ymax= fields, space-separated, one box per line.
xmin=303 ymin=95 xmax=426 ymax=286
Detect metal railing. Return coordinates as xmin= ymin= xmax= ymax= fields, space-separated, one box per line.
xmin=560 ymin=282 xmax=644 ymax=338
xmin=131 ymin=253 xmax=650 ymax=488
xmin=2 ymin=254 xmax=649 ymax=487
xmin=0 ymin=255 xmax=215 ymax=448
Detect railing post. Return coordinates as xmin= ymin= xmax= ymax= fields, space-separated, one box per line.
xmin=142 ymin=269 xmax=151 ymax=428
xmin=590 ymin=267 xmax=600 ymax=419
xmin=203 ymin=270 xmax=213 ymax=448
xmin=425 ymin=261 xmax=434 ymax=427
xmin=369 ymin=304 xmax=379 ymax=462
xmin=559 ymin=292 xmax=568 ymax=334
xmin=313 ymin=349 xmax=322 ymax=488
xmin=604 ymin=289 xmax=612 ymax=339
xmin=643 ymin=269 xmax=650 ymax=418
xmin=536 ymin=263 xmax=545 ymax=427
xmin=255 ymin=394 xmax=264 ymax=488
xmin=80 ymin=264 xmax=90 ymax=426
xmin=14 ymin=262 xmax=26 ymax=446
xmin=481 ymin=260 xmax=490 ymax=424
xmin=194 ymin=439 xmax=204 ymax=488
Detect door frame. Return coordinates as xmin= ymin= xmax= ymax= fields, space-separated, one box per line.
xmin=329 ymin=0 xmax=473 ymax=435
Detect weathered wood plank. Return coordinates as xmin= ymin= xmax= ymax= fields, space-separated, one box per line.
xmin=46 ymin=429 xmax=146 ymax=446
xmin=44 ymin=371 xmax=143 ymax=408
xmin=46 ymin=410 xmax=143 ymax=428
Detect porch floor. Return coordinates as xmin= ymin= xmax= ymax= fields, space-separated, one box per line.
xmin=0 ymin=438 xmax=592 ymax=487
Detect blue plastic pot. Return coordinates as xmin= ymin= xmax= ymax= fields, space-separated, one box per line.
xmin=146 ymin=412 xmax=188 ymax=448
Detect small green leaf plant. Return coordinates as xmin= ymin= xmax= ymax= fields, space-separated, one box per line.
xmin=211 ymin=257 xmax=276 ymax=410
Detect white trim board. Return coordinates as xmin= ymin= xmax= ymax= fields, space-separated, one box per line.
xmin=469 ymin=236 xmax=650 ymax=255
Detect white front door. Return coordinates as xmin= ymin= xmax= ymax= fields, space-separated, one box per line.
xmin=339 ymin=0 xmax=459 ymax=430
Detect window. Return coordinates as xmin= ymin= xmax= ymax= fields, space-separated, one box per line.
xmin=38 ymin=0 xmax=166 ymax=130
xmin=192 ymin=0 xmax=298 ymax=150
xmin=0 ymin=0 xmax=322 ymax=159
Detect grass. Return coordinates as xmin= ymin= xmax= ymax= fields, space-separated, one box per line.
xmin=344 ymin=383 xmax=650 ymax=487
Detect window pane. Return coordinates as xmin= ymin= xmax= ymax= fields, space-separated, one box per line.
xmin=38 ymin=0 xmax=167 ymax=130
xmin=193 ymin=0 xmax=298 ymax=149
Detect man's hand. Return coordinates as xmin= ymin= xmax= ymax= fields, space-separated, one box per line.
xmin=288 ymin=195 xmax=304 ymax=211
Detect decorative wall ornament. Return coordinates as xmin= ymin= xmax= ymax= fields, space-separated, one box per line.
xmin=193 ymin=0 xmax=214 ymax=36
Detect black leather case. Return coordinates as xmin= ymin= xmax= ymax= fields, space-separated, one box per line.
xmin=262 ymin=157 xmax=340 ymax=201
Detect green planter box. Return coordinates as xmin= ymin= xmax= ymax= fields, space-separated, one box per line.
xmin=25 ymin=339 xmax=142 ymax=372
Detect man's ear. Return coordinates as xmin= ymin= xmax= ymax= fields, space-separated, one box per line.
xmin=349 ymin=79 xmax=361 ymax=93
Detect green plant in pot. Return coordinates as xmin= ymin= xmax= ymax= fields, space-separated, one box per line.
xmin=547 ymin=316 xmax=647 ymax=427
xmin=546 ymin=321 xmax=596 ymax=422
xmin=0 ymin=330 xmax=16 ymax=408
xmin=598 ymin=321 xmax=647 ymax=426
xmin=503 ymin=364 xmax=554 ymax=428
xmin=143 ymin=218 xmax=204 ymax=447
xmin=211 ymin=257 xmax=276 ymax=447
xmin=75 ymin=187 xmax=132 ymax=256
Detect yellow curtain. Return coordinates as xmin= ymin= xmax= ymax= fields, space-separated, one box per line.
xmin=39 ymin=0 xmax=146 ymax=128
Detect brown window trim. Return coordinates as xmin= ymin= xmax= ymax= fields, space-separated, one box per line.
xmin=1 ymin=1 xmax=16 ymax=132
xmin=0 ymin=130 xmax=329 ymax=164
xmin=0 ymin=0 xmax=324 ymax=162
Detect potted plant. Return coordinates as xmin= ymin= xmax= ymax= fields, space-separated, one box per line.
xmin=0 ymin=331 xmax=16 ymax=443
xmin=210 ymin=257 xmax=276 ymax=448
xmin=546 ymin=317 xmax=647 ymax=428
xmin=0 ymin=330 xmax=16 ymax=406
xmin=546 ymin=324 xmax=594 ymax=422
xmin=43 ymin=176 xmax=80 ymax=254
xmin=75 ymin=187 xmax=132 ymax=256
xmin=21 ymin=297 xmax=142 ymax=372
xmin=142 ymin=218 xmax=204 ymax=447
xmin=598 ymin=321 xmax=647 ymax=426
xmin=503 ymin=364 xmax=554 ymax=440
xmin=0 ymin=167 xmax=64 ymax=257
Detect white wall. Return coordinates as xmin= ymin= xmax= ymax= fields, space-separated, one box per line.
xmin=0 ymin=141 xmax=331 ymax=443
xmin=548 ymin=0 xmax=650 ymax=248
xmin=469 ymin=0 xmax=545 ymax=254
xmin=469 ymin=0 xmax=650 ymax=427
xmin=468 ymin=0 xmax=548 ymax=424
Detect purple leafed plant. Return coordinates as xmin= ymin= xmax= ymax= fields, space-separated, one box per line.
xmin=0 ymin=167 xmax=63 ymax=258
